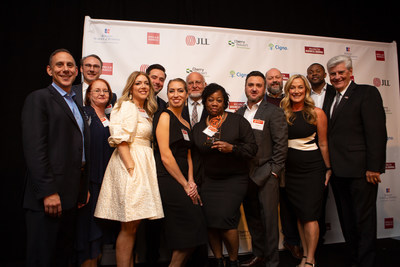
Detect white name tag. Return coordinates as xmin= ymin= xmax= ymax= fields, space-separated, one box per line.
xmin=203 ymin=125 xmax=218 ymax=137
xmin=251 ymin=119 xmax=265 ymax=131
xmin=181 ymin=129 xmax=190 ymax=141
xmin=100 ymin=117 xmax=110 ymax=127
xmin=138 ymin=108 xmax=149 ymax=118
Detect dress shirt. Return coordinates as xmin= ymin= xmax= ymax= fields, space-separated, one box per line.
xmin=188 ymin=97 xmax=204 ymax=121
xmin=311 ymin=84 xmax=327 ymax=109
xmin=81 ymin=82 xmax=89 ymax=105
xmin=243 ymin=99 xmax=262 ymax=123
xmin=53 ymin=82 xmax=86 ymax=162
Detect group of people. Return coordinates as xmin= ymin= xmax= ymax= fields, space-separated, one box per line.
xmin=21 ymin=48 xmax=387 ymax=267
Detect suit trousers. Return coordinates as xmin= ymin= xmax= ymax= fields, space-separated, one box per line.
xmin=243 ymin=177 xmax=279 ymax=267
xmin=25 ymin=208 xmax=77 ymax=267
xmin=330 ymin=175 xmax=378 ymax=267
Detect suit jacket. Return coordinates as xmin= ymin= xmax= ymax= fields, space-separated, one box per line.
xmin=21 ymin=85 xmax=90 ymax=211
xmin=321 ymin=84 xmax=336 ymax=113
xmin=182 ymin=100 xmax=208 ymax=128
xmin=236 ymin=100 xmax=288 ymax=186
xmin=325 ymin=81 xmax=387 ymax=177
xmin=72 ymin=83 xmax=117 ymax=107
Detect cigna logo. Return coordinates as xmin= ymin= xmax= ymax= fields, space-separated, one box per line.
xmin=268 ymin=43 xmax=288 ymax=51
xmin=229 ymin=70 xmax=247 ymax=78
xmin=186 ymin=35 xmax=210 ymax=46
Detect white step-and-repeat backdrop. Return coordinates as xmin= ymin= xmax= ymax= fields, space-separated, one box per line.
xmin=82 ymin=16 xmax=399 ymax=255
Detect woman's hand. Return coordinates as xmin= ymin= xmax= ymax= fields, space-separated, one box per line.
xmin=184 ymin=182 xmax=203 ymax=205
xmin=325 ymin=169 xmax=332 ymax=187
xmin=211 ymin=141 xmax=233 ymax=153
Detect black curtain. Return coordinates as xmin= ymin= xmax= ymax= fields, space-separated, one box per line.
xmin=3 ymin=0 xmax=398 ymax=262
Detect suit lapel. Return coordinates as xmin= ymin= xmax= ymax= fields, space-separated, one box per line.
xmin=48 ymin=86 xmax=81 ymax=130
xmin=330 ymin=82 xmax=356 ymax=125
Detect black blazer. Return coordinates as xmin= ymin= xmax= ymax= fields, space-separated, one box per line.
xmin=72 ymin=83 xmax=117 ymax=107
xmin=236 ymin=100 xmax=288 ymax=186
xmin=21 ymin=85 xmax=90 ymax=211
xmin=325 ymin=81 xmax=387 ymax=177
xmin=182 ymin=100 xmax=208 ymax=128
xmin=322 ymin=84 xmax=336 ymax=114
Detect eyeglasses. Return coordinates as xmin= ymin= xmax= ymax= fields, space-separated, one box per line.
xmin=84 ymin=64 xmax=101 ymax=70
xmin=92 ymin=89 xmax=109 ymax=94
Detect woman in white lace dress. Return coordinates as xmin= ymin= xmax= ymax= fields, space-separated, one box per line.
xmin=95 ymin=71 xmax=164 ymax=266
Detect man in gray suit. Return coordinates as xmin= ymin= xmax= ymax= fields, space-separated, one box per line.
xmin=237 ymin=71 xmax=288 ymax=267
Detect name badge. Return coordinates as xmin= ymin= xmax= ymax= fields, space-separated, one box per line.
xmin=100 ymin=117 xmax=110 ymax=127
xmin=251 ymin=119 xmax=265 ymax=131
xmin=181 ymin=129 xmax=190 ymax=141
xmin=105 ymin=104 xmax=113 ymax=114
xmin=203 ymin=125 xmax=218 ymax=137
xmin=138 ymin=108 xmax=149 ymax=118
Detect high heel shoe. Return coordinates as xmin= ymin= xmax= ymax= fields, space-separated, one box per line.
xmin=305 ymin=262 xmax=315 ymax=267
xmin=227 ymin=259 xmax=240 ymax=267
xmin=216 ymin=257 xmax=225 ymax=267
xmin=296 ymin=256 xmax=307 ymax=267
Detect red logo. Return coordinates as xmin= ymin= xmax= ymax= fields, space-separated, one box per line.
xmin=376 ymin=51 xmax=385 ymax=61
xmin=147 ymin=32 xmax=160 ymax=45
xmin=282 ymin=73 xmax=290 ymax=81
xmin=305 ymin=46 xmax=324 ymax=55
xmin=140 ymin=64 xmax=149 ymax=73
xmin=386 ymin=162 xmax=396 ymax=169
xmin=102 ymin=62 xmax=113 ymax=75
xmin=186 ymin=35 xmax=196 ymax=46
xmin=373 ymin=78 xmax=381 ymax=87
xmin=384 ymin=218 xmax=394 ymax=229
xmin=228 ymin=102 xmax=245 ymax=111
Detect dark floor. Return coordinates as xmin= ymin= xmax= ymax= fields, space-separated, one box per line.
xmin=2 ymin=238 xmax=399 ymax=267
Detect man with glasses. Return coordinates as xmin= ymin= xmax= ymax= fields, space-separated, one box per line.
xmin=73 ymin=54 xmax=117 ymax=110
xmin=183 ymin=72 xmax=209 ymax=127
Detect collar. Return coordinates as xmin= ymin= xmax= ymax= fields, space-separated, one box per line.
xmin=188 ymin=97 xmax=201 ymax=105
xmin=52 ymin=82 xmax=76 ymax=97
xmin=311 ymin=83 xmax=327 ymax=95
xmin=246 ymin=99 xmax=263 ymax=111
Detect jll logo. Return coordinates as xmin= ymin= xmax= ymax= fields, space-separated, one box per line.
xmin=186 ymin=35 xmax=210 ymax=46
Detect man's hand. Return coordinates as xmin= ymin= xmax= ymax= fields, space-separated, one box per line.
xmin=43 ymin=193 xmax=62 ymax=217
xmin=366 ymin=171 xmax=381 ymax=185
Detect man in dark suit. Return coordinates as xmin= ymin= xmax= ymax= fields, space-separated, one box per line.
xmin=237 ymin=71 xmax=288 ymax=267
xmin=182 ymin=72 xmax=208 ymax=127
xmin=146 ymin=64 xmax=167 ymax=112
xmin=306 ymin=62 xmax=336 ymax=245
xmin=325 ymin=55 xmax=387 ymax=267
xmin=21 ymin=49 xmax=90 ymax=266
xmin=72 ymin=54 xmax=117 ymax=110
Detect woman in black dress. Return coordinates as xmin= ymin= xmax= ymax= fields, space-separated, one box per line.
xmin=192 ymin=83 xmax=257 ymax=267
xmin=280 ymin=74 xmax=331 ymax=267
xmin=154 ymin=78 xmax=206 ymax=266
xmin=75 ymin=78 xmax=117 ymax=266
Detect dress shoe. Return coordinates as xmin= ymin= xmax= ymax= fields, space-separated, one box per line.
xmin=283 ymin=241 xmax=303 ymax=259
xmin=241 ymin=256 xmax=265 ymax=267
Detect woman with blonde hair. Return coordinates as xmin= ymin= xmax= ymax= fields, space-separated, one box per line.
xmin=280 ymin=74 xmax=331 ymax=267
xmin=95 ymin=71 xmax=164 ymax=267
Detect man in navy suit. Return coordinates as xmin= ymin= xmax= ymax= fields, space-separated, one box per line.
xmin=326 ymin=55 xmax=387 ymax=267
xmin=72 ymin=54 xmax=117 ymax=109
xmin=21 ymin=49 xmax=90 ymax=266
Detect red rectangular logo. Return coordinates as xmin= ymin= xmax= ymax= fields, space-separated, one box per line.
xmin=376 ymin=51 xmax=385 ymax=61
xmin=305 ymin=46 xmax=324 ymax=55
xmin=147 ymin=32 xmax=160 ymax=45
xmin=102 ymin=62 xmax=113 ymax=75
xmin=384 ymin=218 xmax=394 ymax=229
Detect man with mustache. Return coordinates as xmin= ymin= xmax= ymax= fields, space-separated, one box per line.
xmin=265 ymin=68 xmax=284 ymax=106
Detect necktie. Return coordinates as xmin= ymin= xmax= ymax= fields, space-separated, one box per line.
xmin=191 ymin=101 xmax=198 ymax=127
xmin=331 ymin=92 xmax=341 ymax=116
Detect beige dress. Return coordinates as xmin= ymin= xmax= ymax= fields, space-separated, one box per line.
xmin=94 ymin=100 xmax=164 ymax=222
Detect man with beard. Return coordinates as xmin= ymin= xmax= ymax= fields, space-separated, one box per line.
xmin=146 ymin=64 xmax=167 ymax=112
xmin=265 ymin=68 xmax=284 ymax=106
xmin=183 ymin=72 xmax=209 ymax=127
xmin=237 ymin=71 xmax=287 ymax=267
xmin=307 ymin=63 xmax=336 ymax=111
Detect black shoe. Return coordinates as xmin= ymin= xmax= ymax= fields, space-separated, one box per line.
xmin=216 ymin=257 xmax=225 ymax=267
xmin=227 ymin=259 xmax=240 ymax=267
